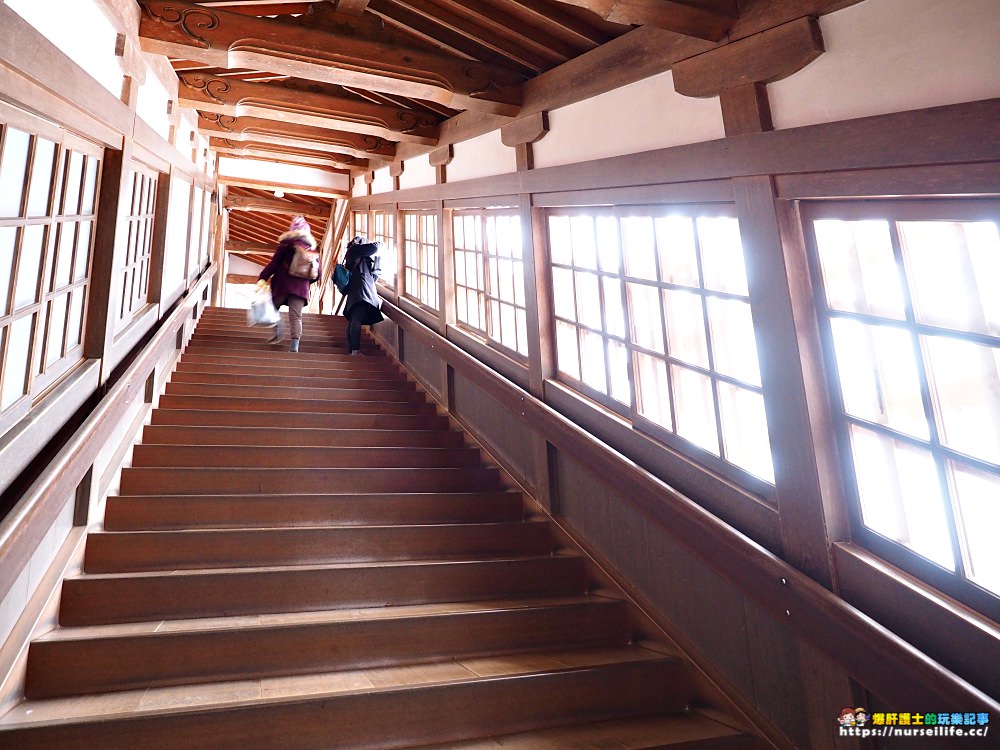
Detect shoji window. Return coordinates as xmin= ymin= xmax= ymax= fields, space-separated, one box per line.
xmin=453 ymin=208 xmax=527 ymax=357
xmin=547 ymin=207 xmax=773 ymax=487
xmin=402 ymin=210 xmax=438 ymax=310
xmin=805 ymin=200 xmax=1000 ymax=612
xmin=372 ymin=208 xmax=396 ymax=288
xmin=117 ymin=163 xmax=157 ymax=328
xmin=352 ymin=209 xmax=369 ymax=241
xmin=0 ymin=119 xmax=100 ymax=432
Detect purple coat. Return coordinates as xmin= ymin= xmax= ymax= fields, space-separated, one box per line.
xmin=258 ymin=238 xmax=320 ymax=305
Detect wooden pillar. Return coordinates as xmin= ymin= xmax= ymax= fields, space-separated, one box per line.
xmin=84 ymin=139 xmax=133 ymax=382
xmin=501 ymin=112 xmax=556 ymax=511
xmin=364 ymin=170 xmax=374 ymax=196
xmin=146 ymin=171 xmax=172 ymax=307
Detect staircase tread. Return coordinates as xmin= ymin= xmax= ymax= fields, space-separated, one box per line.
xmin=0 ymin=646 xmax=674 ymax=728
xmin=91 ymin=519 xmax=550 ymax=536
xmin=410 ymin=712 xmax=748 ymax=749
xmin=38 ymin=594 xmax=626 ymax=641
xmin=69 ymin=552 xmax=583 ymax=579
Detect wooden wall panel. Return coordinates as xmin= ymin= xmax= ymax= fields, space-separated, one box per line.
xmin=743 ymin=603 xmax=810 ymax=749
xmin=452 ymin=371 xmax=537 ymax=492
xmin=401 ymin=334 xmax=446 ymax=401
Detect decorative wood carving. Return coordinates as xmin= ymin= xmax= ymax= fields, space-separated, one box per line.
xmin=178 ymin=74 xmax=440 ymax=145
xmin=549 ymin=0 xmax=737 ymax=41
xmin=389 ymin=160 xmax=404 ymax=178
xmin=138 ymin=0 xmax=524 ymax=114
xmin=198 ymin=112 xmax=390 ymax=164
xmin=672 ymin=16 xmax=825 ymax=98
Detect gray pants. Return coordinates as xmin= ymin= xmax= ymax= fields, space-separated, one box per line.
xmin=273 ymin=294 xmax=305 ymax=340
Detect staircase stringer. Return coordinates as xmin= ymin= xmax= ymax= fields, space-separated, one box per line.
xmin=366 ymin=331 xmax=784 ymax=750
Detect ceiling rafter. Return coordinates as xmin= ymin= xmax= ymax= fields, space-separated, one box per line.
xmin=547 ymin=0 xmax=737 ymax=41
xmin=139 ymin=0 xmax=525 ymax=114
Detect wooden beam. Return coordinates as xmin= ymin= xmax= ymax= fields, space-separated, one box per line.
xmin=224 ymin=194 xmax=330 ymax=218
xmin=198 ymin=113 xmax=388 ymax=164
xmin=138 ymin=0 xmax=524 ymax=114
xmin=218 ymin=175 xmax=350 ymax=198
xmin=210 ymin=138 xmax=363 ymax=170
xmin=226 ymin=239 xmax=278 ymax=254
xmin=719 ymin=81 xmax=773 ymax=136
xmin=334 ymin=0 xmax=371 ymax=15
xmin=673 ymin=16 xmax=825 ymax=98
xmin=548 ymin=0 xmax=737 ymax=41
xmin=177 ymin=74 xmax=439 ymax=145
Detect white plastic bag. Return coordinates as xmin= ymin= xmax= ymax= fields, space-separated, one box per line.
xmin=248 ymin=287 xmax=280 ymax=326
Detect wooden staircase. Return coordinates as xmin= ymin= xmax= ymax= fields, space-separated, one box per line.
xmin=0 ymin=307 xmax=765 ymax=749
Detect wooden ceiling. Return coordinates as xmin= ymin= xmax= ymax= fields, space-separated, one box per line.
xmin=136 ymin=0 xmax=858 ymax=259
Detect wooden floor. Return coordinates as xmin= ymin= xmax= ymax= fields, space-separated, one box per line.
xmin=0 ymin=308 xmax=765 ymax=749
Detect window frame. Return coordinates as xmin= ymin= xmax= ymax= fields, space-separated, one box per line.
xmin=544 ymin=203 xmax=774 ymax=499
xmin=401 ymin=208 xmax=439 ymax=312
xmin=0 ymin=119 xmax=102 ymax=435
xmin=451 ymin=206 xmax=529 ymax=362
xmin=116 ymin=161 xmax=158 ymax=330
xmin=801 ymin=197 xmax=1000 ymax=621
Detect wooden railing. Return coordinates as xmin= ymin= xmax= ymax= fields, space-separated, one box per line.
xmin=0 ymin=266 xmax=215 ymax=604
xmin=375 ymin=297 xmax=999 ymax=715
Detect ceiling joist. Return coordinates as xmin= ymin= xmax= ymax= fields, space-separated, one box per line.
xmin=549 ymin=0 xmax=737 ymax=41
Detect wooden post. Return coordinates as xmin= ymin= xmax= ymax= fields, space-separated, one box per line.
xmin=428 ymin=145 xmax=453 ymax=185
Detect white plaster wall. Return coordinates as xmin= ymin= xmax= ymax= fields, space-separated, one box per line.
xmin=449 ymin=130 xmax=516 ymax=182
xmin=370 ymin=166 xmax=394 ymax=194
xmin=770 ymin=0 xmax=1000 ymax=129
xmin=136 ymin=69 xmax=172 ymax=141
xmin=218 ymin=158 xmax=350 ymax=192
xmin=398 ymin=153 xmax=436 ymax=191
xmin=534 ymin=70 xmax=725 ymax=169
xmin=351 ymin=175 xmax=366 ymax=197
xmin=6 ymin=0 xmax=123 ymax=98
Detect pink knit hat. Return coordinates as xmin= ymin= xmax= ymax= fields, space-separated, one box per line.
xmin=280 ymin=215 xmax=317 ymax=249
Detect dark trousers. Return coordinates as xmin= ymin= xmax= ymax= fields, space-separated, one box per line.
xmin=347 ymin=308 xmax=363 ymax=352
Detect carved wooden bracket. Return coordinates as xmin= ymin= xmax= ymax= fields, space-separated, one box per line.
xmin=389 ymin=160 xmax=405 ymax=178
xmin=428 ymin=144 xmax=454 ymax=167
xmin=673 ymin=16 xmax=824 ymax=97
xmin=178 ymin=74 xmax=439 ymax=145
xmin=139 ymin=0 xmax=524 ymax=115
xmin=501 ymin=111 xmax=549 ymax=172
xmin=673 ymin=16 xmax=824 ymax=136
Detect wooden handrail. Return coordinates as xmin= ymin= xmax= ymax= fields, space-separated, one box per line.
xmin=317 ymin=199 xmax=351 ymax=294
xmin=377 ymin=297 xmax=999 ymax=713
xmin=0 ymin=266 xmax=216 ymax=603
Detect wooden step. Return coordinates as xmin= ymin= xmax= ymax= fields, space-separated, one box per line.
xmin=119 ymin=466 xmax=503 ymax=495
xmin=83 ymin=521 xmax=555 ymax=572
xmin=130 ymin=444 xmax=483 ymax=469
xmin=414 ymin=714 xmax=762 ymax=749
xmin=27 ymin=597 xmax=629 ymax=698
xmin=170 ymin=369 xmax=415 ymax=389
xmin=163 ymin=381 xmax=424 ymax=402
xmin=140 ymin=425 xmax=460 ymax=448
xmin=0 ymin=652 xmax=686 ymax=750
xmin=183 ymin=342 xmax=390 ymax=364
xmin=178 ymin=351 xmax=400 ymax=373
xmin=103 ymin=492 xmax=525 ymax=531
xmin=156 ymin=394 xmax=438 ymax=415
xmin=150 ymin=408 xmax=449 ymax=431
xmin=58 ymin=555 xmax=589 ymax=625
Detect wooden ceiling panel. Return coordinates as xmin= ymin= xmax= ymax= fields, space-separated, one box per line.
xmin=148 ymin=0 xmax=855 ymax=267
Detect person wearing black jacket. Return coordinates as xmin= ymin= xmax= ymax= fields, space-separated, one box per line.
xmin=341 ymin=236 xmax=384 ymax=355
